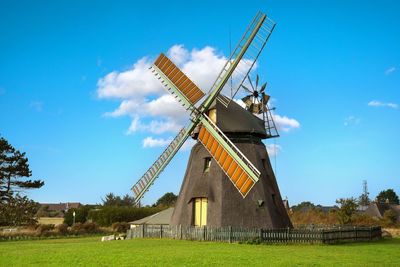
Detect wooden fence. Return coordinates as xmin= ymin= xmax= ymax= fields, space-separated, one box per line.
xmin=127 ymin=225 xmax=381 ymax=244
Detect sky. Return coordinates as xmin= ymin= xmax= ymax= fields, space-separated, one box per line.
xmin=0 ymin=0 xmax=399 ymax=206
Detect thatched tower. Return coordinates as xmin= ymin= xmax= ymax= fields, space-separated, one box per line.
xmin=170 ymin=99 xmax=292 ymax=229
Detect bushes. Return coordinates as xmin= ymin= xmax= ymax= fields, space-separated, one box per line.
xmin=64 ymin=205 xmax=95 ymax=226
xmin=111 ymin=222 xmax=130 ymax=232
xmin=383 ymin=210 xmax=397 ymax=225
xmin=88 ymin=206 xmax=164 ymax=227
xmin=290 ymin=210 xmax=337 ymax=225
xmin=36 ymin=224 xmax=55 ymax=236
xmin=70 ymin=222 xmax=99 ymax=235
xmin=56 ymin=224 xmax=68 ymax=235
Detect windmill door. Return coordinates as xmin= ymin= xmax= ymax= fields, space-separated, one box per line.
xmin=194 ymin=198 xmax=207 ymax=226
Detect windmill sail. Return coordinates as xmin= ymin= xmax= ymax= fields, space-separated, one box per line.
xmin=151 ymin=53 xmax=205 ymax=110
xmin=131 ymin=127 xmax=190 ymax=203
xmin=203 ymin=12 xmax=276 ymax=109
xmin=197 ymin=114 xmax=260 ymax=197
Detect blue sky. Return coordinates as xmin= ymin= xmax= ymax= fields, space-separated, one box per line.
xmin=0 ymin=0 xmax=399 ymax=206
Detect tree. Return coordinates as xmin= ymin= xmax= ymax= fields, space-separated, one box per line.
xmin=291 ymin=201 xmax=315 ymax=212
xmin=154 ymin=192 xmax=177 ymax=207
xmin=101 ymin=193 xmax=135 ymax=207
xmin=358 ymin=180 xmax=370 ymax=206
xmin=64 ymin=205 xmax=95 ymax=226
xmin=0 ymin=136 xmax=44 ymax=202
xmin=335 ymin=198 xmax=358 ymax=224
xmin=0 ymin=194 xmax=39 ymax=226
xmin=35 ymin=205 xmax=50 ymax=217
xmin=376 ymin=189 xmax=399 ymax=204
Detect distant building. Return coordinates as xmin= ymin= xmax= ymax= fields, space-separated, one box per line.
xmin=363 ymin=199 xmax=400 ymax=223
xmin=39 ymin=202 xmax=81 ymax=216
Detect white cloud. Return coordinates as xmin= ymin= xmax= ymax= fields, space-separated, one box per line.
xmin=97 ymin=45 xmax=228 ymax=144
xmin=266 ymin=144 xmax=282 ymax=157
xmin=97 ymin=45 xmax=300 ymax=149
xmin=385 ymin=67 xmax=396 ymax=75
xmin=344 ymin=115 xmax=360 ymax=126
xmin=272 ymin=114 xmax=300 ymax=132
xmin=30 ymin=101 xmax=43 ymax=111
xmin=125 ymin=116 xmax=145 ymax=135
xmin=97 ymin=57 xmax=164 ymax=99
xmin=167 ymin=44 xmax=189 ymax=65
xmin=142 ymin=137 xmax=172 ymax=148
xmin=368 ymin=100 xmax=398 ymax=109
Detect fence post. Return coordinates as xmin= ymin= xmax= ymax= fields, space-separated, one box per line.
xmin=160 ymin=225 xmax=163 ymax=239
xmin=179 ymin=225 xmax=182 ymax=240
xmin=259 ymin=229 xmax=263 ymax=243
xmin=321 ymin=229 xmax=325 ymax=244
xmin=369 ymin=227 xmax=372 ymax=240
xmin=354 ymin=226 xmax=357 ymax=241
xmin=142 ymin=225 xmax=145 ymax=238
xmin=287 ymin=227 xmax=290 ymax=243
xmin=229 ymin=226 xmax=232 ymax=243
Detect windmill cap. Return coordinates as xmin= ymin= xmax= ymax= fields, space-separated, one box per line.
xmin=209 ymin=96 xmax=267 ymax=139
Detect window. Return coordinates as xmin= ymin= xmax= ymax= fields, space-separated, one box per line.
xmin=193 ymin=198 xmax=207 ymax=226
xmin=204 ymin=157 xmax=211 ymax=172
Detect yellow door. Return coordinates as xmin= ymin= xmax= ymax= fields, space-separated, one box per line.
xmin=201 ymin=198 xmax=207 ymax=226
xmin=194 ymin=197 xmax=207 ymax=226
xmin=194 ymin=198 xmax=201 ymax=226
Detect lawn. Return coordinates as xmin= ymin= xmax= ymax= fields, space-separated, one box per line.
xmin=0 ymin=237 xmax=399 ymax=266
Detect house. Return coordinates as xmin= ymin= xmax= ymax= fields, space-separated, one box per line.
xmin=129 ymin=207 xmax=174 ymax=228
xmin=39 ymin=202 xmax=81 ymax=215
xmin=363 ymin=199 xmax=400 ymax=223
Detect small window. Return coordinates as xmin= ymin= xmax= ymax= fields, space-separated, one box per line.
xmin=204 ymin=157 xmax=211 ymax=172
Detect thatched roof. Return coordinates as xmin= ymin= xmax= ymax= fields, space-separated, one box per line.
xmin=364 ymin=202 xmax=400 ymax=222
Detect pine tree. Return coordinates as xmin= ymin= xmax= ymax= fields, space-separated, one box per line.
xmin=0 ymin=136 xmax=44 ymax=202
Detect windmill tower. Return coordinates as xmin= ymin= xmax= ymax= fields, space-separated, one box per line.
xmin=130 ymin=12 xmax=292 ymax=229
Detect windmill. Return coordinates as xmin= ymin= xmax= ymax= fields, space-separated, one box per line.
xmin=241 ymin=75 xmax=279 ymax=138
xmin=131 ymin=12 xmax=292 ymax=228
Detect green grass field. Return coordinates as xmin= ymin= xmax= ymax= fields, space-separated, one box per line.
xmin=0 ymin=237 xmax=399 ymax=266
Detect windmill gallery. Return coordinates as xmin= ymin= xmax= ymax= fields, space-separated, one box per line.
xmin=130 ymin=12 xmax=292 ymax=229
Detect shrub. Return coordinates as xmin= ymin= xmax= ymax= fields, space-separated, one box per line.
xmin=336 ymin=198 xmax=358 ymax=224
xmin=56 ymin=223 xmax=69 ymax=235
xmin=70 ymin=223 xmax=84 ymax=235
xmin=70 ymin=222 xmax=99 ymax=235
xmin=36 ymin=224 xmax=55 ymax=236
xmin=26 ymin=222 xmax=39 ymax=231
xmin=88 ymin=206 xmax=164 ymax=227
xmin=82 ymin=222 xmax=99 ymax=234
xmin=112 ymin=222 xmax=130 ymax=232
xmin=64 ymin=205 xmax=96 ymax=226
xmin=290 ymin=209 xmax=337 ymax=225
xmin=351 ymin=214 xmax=378 ymax=226
xmin=383 ymin=210 xmax=397 ymax=225
xmin=245 ymin=238 xmax=260 ymax=245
